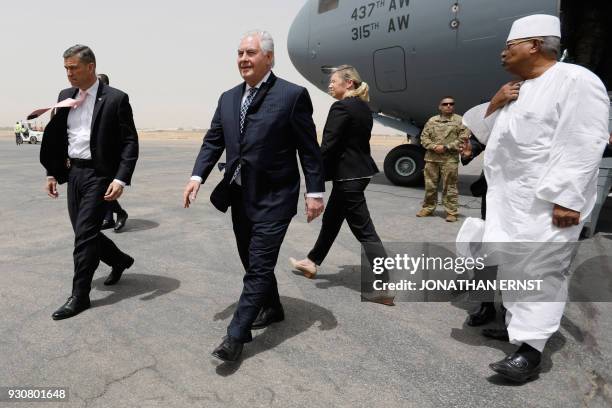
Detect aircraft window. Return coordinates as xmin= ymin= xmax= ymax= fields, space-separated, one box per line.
xmin=318 ymin=0 xmax=339 ymax=14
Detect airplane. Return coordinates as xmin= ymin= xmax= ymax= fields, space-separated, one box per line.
xmin=287 ymin=0 xmax=611 ymax=186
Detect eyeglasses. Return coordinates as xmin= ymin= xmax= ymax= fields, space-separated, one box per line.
xmin=504 ymin=37 xmax=541 ymax=50
xmin=441 ymin=102 xmax=455 ymax=106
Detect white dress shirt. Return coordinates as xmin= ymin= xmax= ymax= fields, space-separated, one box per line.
xmin=67 ymin=80 xmax=98 ymax=160
xmin=191 ymin=71 xmax=323 ymax=198
xmin=55 ymin=79 xmax=125 ymax=186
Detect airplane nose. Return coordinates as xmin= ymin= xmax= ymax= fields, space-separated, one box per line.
xmin=287 ymin=2 xmax=310 ymax=76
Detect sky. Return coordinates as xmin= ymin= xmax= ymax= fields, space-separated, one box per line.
xmin=0 ymin=1 xmax=395 ymax=133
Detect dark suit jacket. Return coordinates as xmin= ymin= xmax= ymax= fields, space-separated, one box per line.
xmin=191 ymin=72 xmax=325 ymax=222
xmin=40 ymin=81 xmax=139 ymax=185
xmin=320 ymin=97 xmax=379 ymax=181
xmin=461 ymin=135 xmax=487 ymax=197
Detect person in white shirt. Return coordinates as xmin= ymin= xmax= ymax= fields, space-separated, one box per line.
xmin=40 ymin=45 xmax=139 ymax=320
xmin=459 ymin=15 xmax=609 ymax=383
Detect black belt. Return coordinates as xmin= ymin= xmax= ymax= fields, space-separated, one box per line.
xmin=70 ymin=158 xmax=95 ymax=168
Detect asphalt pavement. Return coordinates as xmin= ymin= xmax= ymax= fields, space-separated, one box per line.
xmin=1 ymin=133 xmax=611 ymax=408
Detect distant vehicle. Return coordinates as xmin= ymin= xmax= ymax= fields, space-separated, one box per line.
xmin=20 ymin=123 xmax=43 ymax=144
xmin=288 ymin=0 xmax=611 ymax=186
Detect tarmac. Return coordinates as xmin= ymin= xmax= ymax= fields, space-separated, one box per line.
xmin=1 ymin=132 xmax=611 ymax=408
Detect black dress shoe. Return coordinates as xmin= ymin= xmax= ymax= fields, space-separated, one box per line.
xmin=114 ymin=211 xmax=128 ymax=232
xmin=489 ymin=353 xmax=541 ymax=383
xmin=104 ymin=254 xmax=134 ymax=286
xmin=52 ymin=296 xmax=91 ymax=320
xmin=251 ymin=305 xmax=284 ymax=330
xmin=482 ymin=328 xmax=509 ymax=341
xmin=101 ymin=219 xmax=115 ymax=230
xmin=466 ymin=303 xmax=496 ymax=327
xmin=211 ymin=336 xmax=243 ymax=362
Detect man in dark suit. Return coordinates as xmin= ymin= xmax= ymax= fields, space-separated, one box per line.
xmin=460 ymin=136 xmax=498 ymax=326
xmin=40 ymin=45 xmax=138 ymax=320
xmin=183 ymin=30 xmax=325 ymax=362
xmin=96 ymin=73 xmax=129 ymax=233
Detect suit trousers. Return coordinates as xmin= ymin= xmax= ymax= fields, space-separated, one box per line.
xmin=67 ymin=166 xmax=125 ymax=297
xmin=227 ymin=184 xmax=290 ymax=343
xmin=104 ymin=200 xmax=124 ymax=222
xmin=307 ymin=179 xmax=388 ymax=281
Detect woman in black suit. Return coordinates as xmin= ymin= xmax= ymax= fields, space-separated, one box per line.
xmin=290 ymin=65 xmax=393 ymax=305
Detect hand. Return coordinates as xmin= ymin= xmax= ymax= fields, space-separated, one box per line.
xmin=104 ymin=181 xmax=124 ymax=201
xmin=305 ymin=197 xmax=324 ymax=223
xmin=183 ymin=180 xmax=201 ymax=208
xmin=46 ymin=177 xmax=58 ymax=198
xmin=552 ymin=204 xmax=580 ymax=228
xmin=460 ymin=139 xmax=472 ymax=159
xmin=433 ymin=145 xmax=446 ymax=154
xmin=487 ymin=80 xmax=521 ymax=116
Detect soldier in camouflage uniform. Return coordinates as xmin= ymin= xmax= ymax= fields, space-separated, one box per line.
xmin=416 ymin=97 xmax=470 ymax=222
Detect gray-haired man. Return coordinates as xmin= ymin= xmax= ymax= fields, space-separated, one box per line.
xmin=183 ymin=31 xmax=325 ymax=362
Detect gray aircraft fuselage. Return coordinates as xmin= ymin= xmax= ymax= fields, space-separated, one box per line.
xmin=288 ymin=0 xmax=560 ymax=135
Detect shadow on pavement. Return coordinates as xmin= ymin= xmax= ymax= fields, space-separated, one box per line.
xmin=308 ymin=264 xmax=362 ymax=293
xmin=91 ymin=273 xmax=181 ymax=307
xmin=213 ymin=296 xmax=338 ymax=376
xmin=118 ymin=219 xmax=160 ymax=233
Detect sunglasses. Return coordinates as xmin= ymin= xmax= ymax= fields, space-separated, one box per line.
xmin=441 ymin=102 xmax=455 ymax=106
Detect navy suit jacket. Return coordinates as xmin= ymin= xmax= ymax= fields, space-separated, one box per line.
xmin=192 ymin=72 xmax=325 ymax=222
xmin=40 ymin=81 xmax=139 ymax=185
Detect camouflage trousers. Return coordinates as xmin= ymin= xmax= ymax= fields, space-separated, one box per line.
xmin=421 ymin=161 xmax=458 ymax=215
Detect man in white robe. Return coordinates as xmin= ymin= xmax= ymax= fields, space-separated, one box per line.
xmin=460 ymin=14 xmax=609 ymax=382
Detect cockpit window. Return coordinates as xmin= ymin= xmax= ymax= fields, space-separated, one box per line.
xmin=318 ymin=0 xmax=339 ymax=14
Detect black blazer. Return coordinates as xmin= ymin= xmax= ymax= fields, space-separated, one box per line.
xmin=461 ymin=135 xmax=487 ymax=197
xmin=320 ymin=97 xmax=379 ymax=181
xmin=40 ymin=81 xmax=139 ymax=185
xmin=191 ymin=72 xmax=325 ymax=222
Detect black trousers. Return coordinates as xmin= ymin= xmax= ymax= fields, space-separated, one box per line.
xmin=67 ymin=166 xmax=125 ymax=297
xmin=227 ymin=185 xmax=290 ymax=343
xmin=470 ymin=181 xmax=496 ymax=303
xmin=104 ymin=200 xmax=124 ymax=222
xmin=308 ymin=178 xmax=387 ymax=279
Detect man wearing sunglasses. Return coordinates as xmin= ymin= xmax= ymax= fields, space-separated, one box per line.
xmin=416 ymin=96 xmax=469 ymax=222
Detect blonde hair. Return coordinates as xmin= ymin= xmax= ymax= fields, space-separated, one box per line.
xmin=331 ymin=65 xmax=369 ymax=102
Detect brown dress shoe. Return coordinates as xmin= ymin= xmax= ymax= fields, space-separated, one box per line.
xmin=446 ymin=214 xmax=458 ymax=222
xmin=361 ymin=293 xmax=396 ymax=306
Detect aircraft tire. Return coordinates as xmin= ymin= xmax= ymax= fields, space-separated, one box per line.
xmin=383 ymin=144 xmax=425 ymax=186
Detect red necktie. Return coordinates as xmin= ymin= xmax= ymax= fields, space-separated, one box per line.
xmin=27 ymin=90 xmax=88 ymax=120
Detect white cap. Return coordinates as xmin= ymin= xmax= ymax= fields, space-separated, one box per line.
xmin=507 ymin=14 xmax=561 ymax=42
